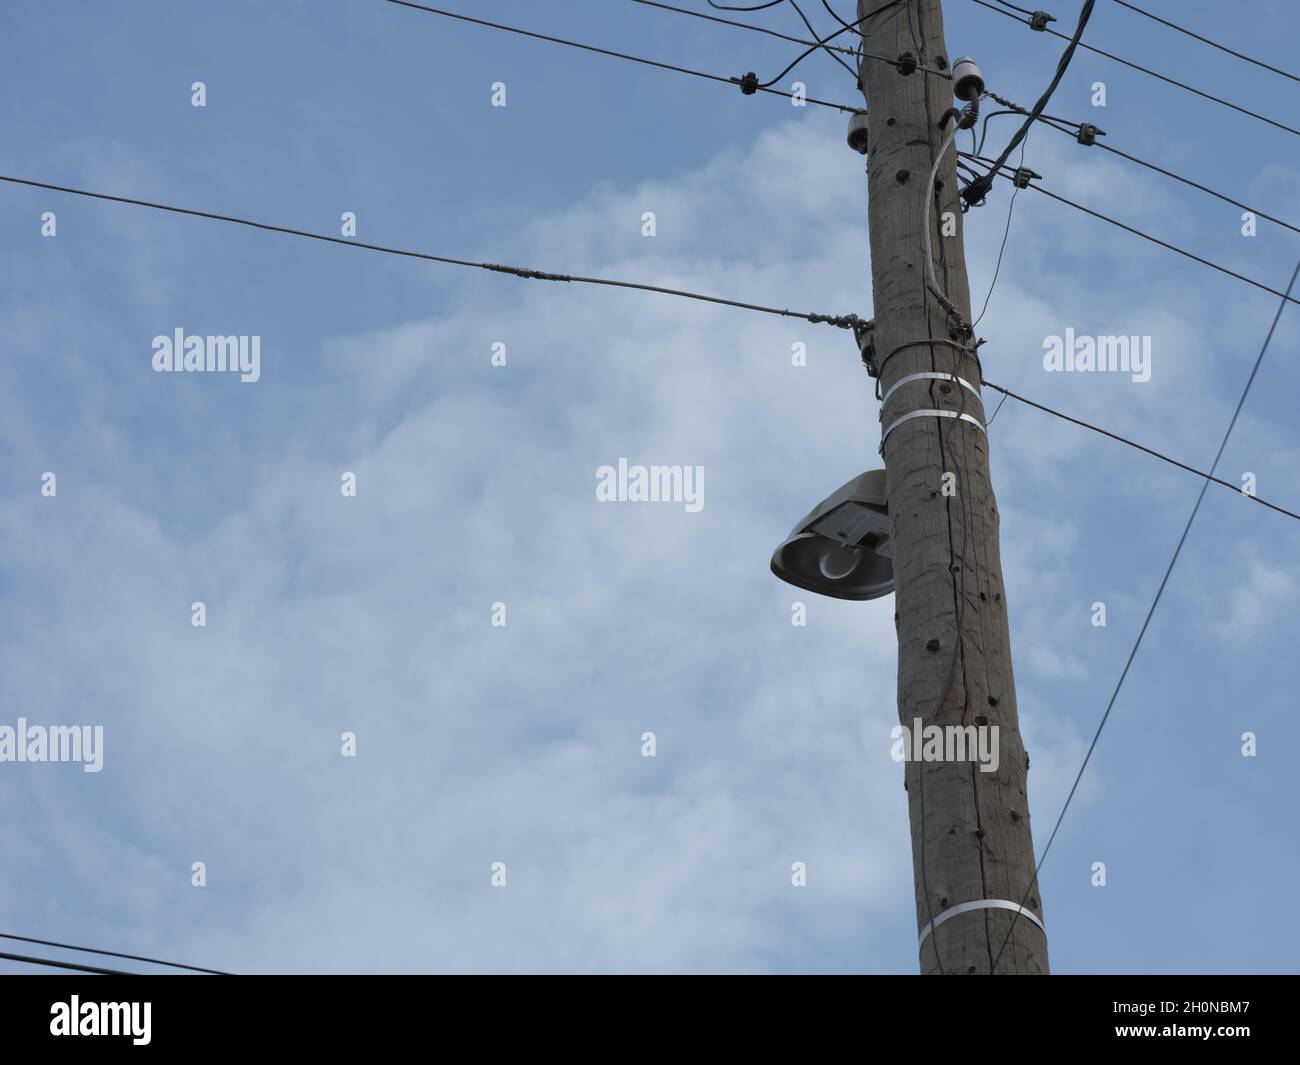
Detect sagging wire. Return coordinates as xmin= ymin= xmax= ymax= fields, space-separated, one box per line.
xmin=787 ymin=0 xmax=861 ymax=81
xmin=732 ymin=0 xmax=949 ymax=94
xmin=740 ymin=1 xmax=948 ymax=91
xmin=973 ymin=124 xmax=1030 ymax=326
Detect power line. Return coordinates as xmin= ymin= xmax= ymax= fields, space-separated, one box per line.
xmin=1111 ymin=0 xmax=1300 ymax=85
xmin=379 ymin=0 xmax=860 ymax=112
xmin=783 ymin=0 xmax=860 ymax=82
xmin=1025 ymin=180 xmax=1300 ymax=309
xmin=961 ymin=158 xmax=1300 ymax=310
xmin=0 ymin=949 xmax=135 ymax=976
xmin=969 ymin=0 xmax=1300 ymax=139
xmin=628 ymin=0 xmax=948 ymax=82
xmin=0 ymin=173 xmax=867 ymax=331
xmin=783 ymin=0 xmax=948 ymax=81
xmin=987 ymin=0 xmax=1040 ymax=14
xmin=0 ymin=930 xmax=230 ymax=976
xmin=819 ymin=0 xmax=866 ymax=40
xmin=981 ymin=381 xmax=1300 ymax=523
xmin=708 ymin=0 xmax=786 ymax=9
xmin=630 ymin=0 xmax=859 ymax=57
xmin=983 ymin=96 xmax=1300 ymax=239
xmin=989 ymin=255 xmax=1300 ymax=974
xmin=962 ymin=0 xmax=1095 ymax=207
xmin=973 ymin=128 xmax=1029 ymax=326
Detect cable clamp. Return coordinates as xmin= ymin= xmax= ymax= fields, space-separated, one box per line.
xmin=1011 ymin=165 xmax=1039 ymax=188
xmin=1076 ymin=122 xmax=1103 ymax=146
xmin=918 ymin=898 xmax=1046 ymax=949
xmin=879 ymin=371 xmax=981 ymax=409
xmin=880 ymin=409 xmax=986 ymax=451
xmin=1029 ymin=11 xmax=1055 ymax=31
xmin=810 ymin=311 xmax=870 ymax=331
xmin=896 ymin=52 xmax=918 ymax=76
xmin=735 ymin=71 xmax=758 ymax=95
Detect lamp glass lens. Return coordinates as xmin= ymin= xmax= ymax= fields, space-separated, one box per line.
xmin=818 ymin=543 xmax=861 ymax=580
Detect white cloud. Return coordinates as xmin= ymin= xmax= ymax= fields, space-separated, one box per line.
xmin=3 ymin=103 xmax=1264 ymax=974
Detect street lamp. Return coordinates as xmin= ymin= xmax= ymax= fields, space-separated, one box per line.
xmin=769 ymin=469 xmax=894 ymax=601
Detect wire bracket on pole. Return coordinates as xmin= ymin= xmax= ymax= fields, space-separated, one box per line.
xmin=880 ymin=409 xmax=987 ymax=451
xmin=880 ymin=371 xmax=981 ymax=408
xmin=918 ymin=898 xmax=1046 ymax=949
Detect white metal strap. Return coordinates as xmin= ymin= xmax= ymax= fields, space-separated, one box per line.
xmin=879 ymin=371 xmax=982 ymax=408
xmin=880 ymin=409 xmax=986 ymax=450
xmin=918 ymin=898 xmax=1046 ymax=948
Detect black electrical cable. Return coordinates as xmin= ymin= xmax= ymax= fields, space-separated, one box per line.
xmin=972 ymin=183 xmax=1018 ymax=324
xmin=629 ymin=0 xmax=939 ymax=81
xmin=928 ymin=340 xmax=983 ymax=975
xmin=960 ymin=158 xmax=1300 ymax=310
xmin=1111 ymin=0 xmax=1300 ymax=85
xmin=977 ymin=105 xmax=1082 ymax=156
xmin=973 ymin=129 xmax=1029 ymax=325
xmin=962 ymin=0 xmax=1095 ymax=207
xmin=984 ymin=389 xmax=1010 ymax=426
xmin=990 ymin=97 xmax=1300 ymax=239
xmin=987 ymin=255 xmax=1300 ymax=973
xmin=786 ymin=0 xmax=860 ymax=81
xmin=758 ymin=25 xmax=859 ymax=86
xmin=969 ymin=0 xmax=1300 ymax=139
xmin=630 ymin=0 xmax=858 ymax=57
xmin=0 ymin=931 xmax=230 ymax=976
xmin=1025 ymin=180 xmax=1300 ymax=309
xmin=754 ymin=0 xmax=948 ymax=84
xmin=980 ymin=383 xmax=1300 ymax=523
xmin=809 ymin=0 xmax=912 ymax=41
xmin=876 ymin=334 xmax=988 ymax=974
xmin=976 ymin=109 xmax=1018 ymax=156
xmin=380 ymin=1 xmax=861 ymax=112
xmin=903 ymin=0 xmax=925 ymax=58
xmin=1090 ymin=138 xmax=1300 ymax=238
xmin=0 ymin=949 xmax=135 ymax=976
xmin=915 ymin=721 xmax=946 ymax=975
xmin=0 ymin=174 xmax=868 ymax=331
xmin=820 ymin=0 xmax=861 ymax=37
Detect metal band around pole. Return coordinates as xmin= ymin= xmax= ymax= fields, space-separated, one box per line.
xmin=879 ymin=371 xmax=982 ymax=408
xmin=880 ymin=409 xmax=987 ymax=449
xmin=917 ymin=898 xmax=1046 ymax=949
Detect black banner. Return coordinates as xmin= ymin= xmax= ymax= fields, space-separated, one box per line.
xmin=0 ymin=974 xmax=1290 ymax=1051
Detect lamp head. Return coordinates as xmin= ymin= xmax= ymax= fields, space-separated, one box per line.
xmin=770 ymin=470 xmax=894 ymax=601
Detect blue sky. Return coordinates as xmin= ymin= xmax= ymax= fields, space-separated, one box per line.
xmin=1 ymin=0 xmax=1298 ymax=974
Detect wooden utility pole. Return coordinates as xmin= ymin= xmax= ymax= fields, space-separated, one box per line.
xmin=856 ymin=0 xmax=1047 ymax=974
